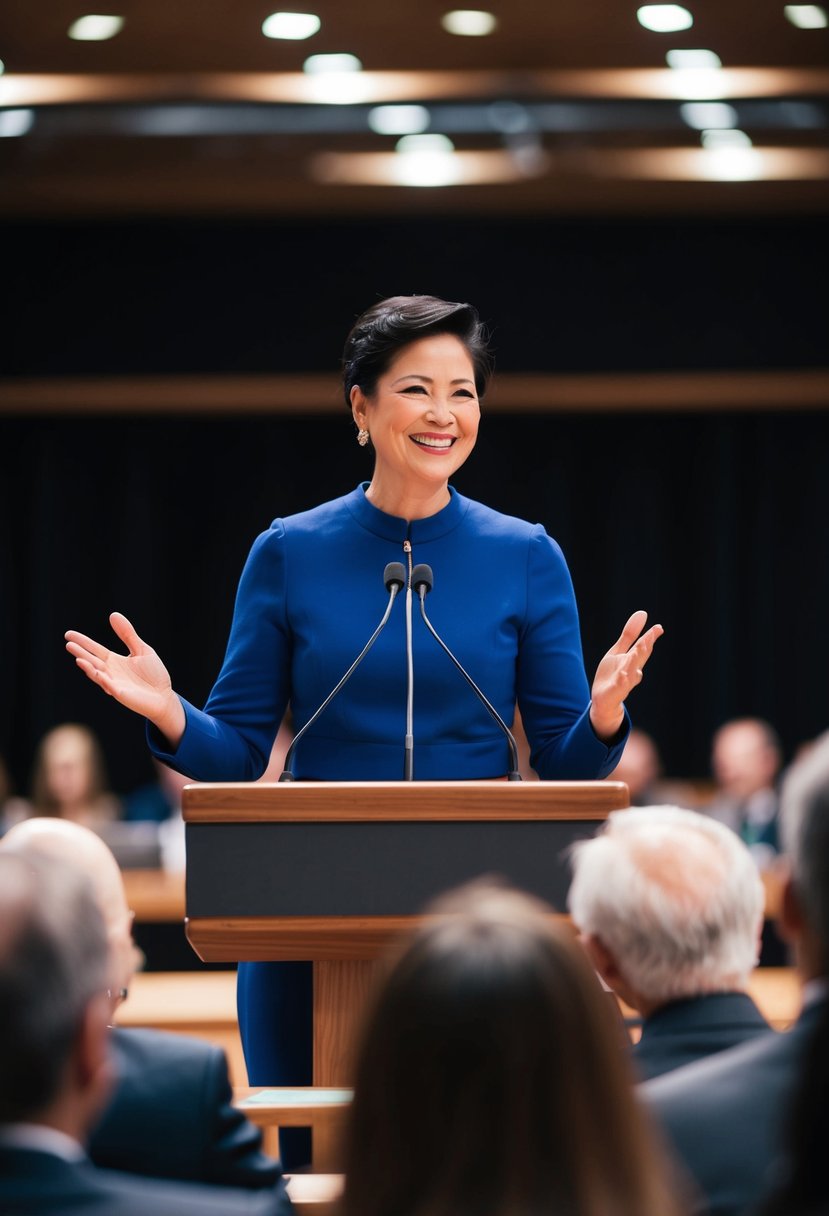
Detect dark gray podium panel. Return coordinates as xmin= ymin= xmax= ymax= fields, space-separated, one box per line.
xmin=185 ymin=818 xmax=600 ymax=917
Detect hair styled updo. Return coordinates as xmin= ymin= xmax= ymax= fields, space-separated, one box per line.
xmin=342 ymin=295 xmax=494 ymax=409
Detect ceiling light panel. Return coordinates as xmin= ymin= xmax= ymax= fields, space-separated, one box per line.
xmin=783 ymin=5 xmax=828 ymax=27
xmin=441 ymin=10 xmax=498 ymax=36
xmin=637 ymin=5 xmax=694 ymax=32
xmin=262 ymin=12 xmax=321 ymax=40
xmin=67 ymin=14 xmax=124 ymax=41
xmin=666 ymin=49 xmax=722 ymax=69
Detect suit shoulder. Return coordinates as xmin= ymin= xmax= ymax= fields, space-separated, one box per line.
xmin=112 ymin=1026 xmax=221 ymax=1073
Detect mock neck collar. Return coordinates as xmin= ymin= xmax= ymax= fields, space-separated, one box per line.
xmin=344 ymin=482 xmax=469 ymax=543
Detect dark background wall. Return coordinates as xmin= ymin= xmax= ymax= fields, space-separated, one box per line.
xmin=2 ymin=212 xmax=827 ymax=797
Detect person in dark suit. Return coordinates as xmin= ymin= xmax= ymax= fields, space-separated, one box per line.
xmin=0 ymin=850 xmax=292 ymax=1216
xmin=568 ymin=803 xmax=771 ymax=1081
xmin=642 ymin=730 xmax=829 ymax=1216
xmin=0 ymin=815 xmax=282 ymax=1190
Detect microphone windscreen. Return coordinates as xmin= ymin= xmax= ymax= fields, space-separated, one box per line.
xmin=384 ymin=562 xmax=406 ymax=591
xmin=411 ymin=563 xmax=434 ymax=594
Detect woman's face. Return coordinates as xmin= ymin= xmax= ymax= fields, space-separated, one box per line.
xmin=351 ymin=332 xmax=480 ymax=499
xmin=43 ymin=729 xmax=94 ymax=806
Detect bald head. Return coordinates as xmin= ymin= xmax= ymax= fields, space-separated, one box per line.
xmin=568 ymin=805 xmax=765 ymax=1004
xmin=1 ymin=818 xmax=138 ymax=997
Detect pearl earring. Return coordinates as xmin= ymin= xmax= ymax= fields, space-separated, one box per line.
xmin=357 ymin=428 xmax=370 ymax=447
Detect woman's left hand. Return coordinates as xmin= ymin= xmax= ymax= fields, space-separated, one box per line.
xmin=589 ymin=610 xmax=664 ymax=742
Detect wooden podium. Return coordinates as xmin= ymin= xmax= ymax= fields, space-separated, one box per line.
xmin=183 ymin=779 xmax=628 ymax=1091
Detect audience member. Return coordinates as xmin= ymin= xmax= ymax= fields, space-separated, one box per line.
xmin=610 ymin=728 xmax=665 ymax=804
xmin=759 ymin=995 xmax=829 ymax=1216
xmin=644 ymin=729 xmax=829 ymax=1216
xmin=0 ymin=850 xmax=292 ymax=1215
xmin=704 ymin=717 xmax=783 ymax=867
xmin=30 ymin=722 xmax=122 ymax=827
xmin=0 ymin=817 xmax=287 ymax=1194
xmin=339 ymin=879 xmax=688 ymax=1216
xmin=568 ymin=805 xmax=771 ymax=1080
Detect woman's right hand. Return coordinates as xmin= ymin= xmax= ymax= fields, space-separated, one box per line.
xmin=65 ymin=612 xmax=186 ymax=749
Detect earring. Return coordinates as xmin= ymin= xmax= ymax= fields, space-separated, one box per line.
xmin=357 ymin=428 xmax=369 ymax=447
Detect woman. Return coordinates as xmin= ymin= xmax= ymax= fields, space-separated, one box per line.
xmin=339 ymin=879 xmax=687 ymax=1216
xmin=65 ymin=295 xmax=662 ymax=1140
xmin=31 ymin=722 xmax=121 ymax=828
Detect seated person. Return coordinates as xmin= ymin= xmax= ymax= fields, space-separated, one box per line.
xmin=0 ymin=850 xmax=292 ymax=1216
xmin=30 ymin=721 xmax=122 ymax=828
xmin=338 ymin=878 xmax=690 ymax=1216
xmin=568 ymin=804 xmax=771 ymax=1080
xmin=643 ymin=731 xmax=829 ymax=1216
xmin=1 ymin=816 xmax=284 ymax=1192
xmin=704 ymin=717 xmax=783 ymax=867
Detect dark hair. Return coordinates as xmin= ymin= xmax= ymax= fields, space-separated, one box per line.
xmin=0 ymin=851 xmax=108 ymax=1122
xmin=339 ymin=880 xmax=686 ymax=1216
xmin=342 ymin=295 xmax=494 ymax=408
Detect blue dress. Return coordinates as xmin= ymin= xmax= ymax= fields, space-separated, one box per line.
xmin=150 ymin=485 xmax=628 ymax=1153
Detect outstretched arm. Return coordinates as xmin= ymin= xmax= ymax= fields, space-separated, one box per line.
xmin=589 ymin=610 xmax=663 ymax=742
xmin=65 ymin=612 xmax=186 ymax=749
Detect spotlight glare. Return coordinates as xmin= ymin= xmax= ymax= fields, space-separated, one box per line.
xmin=441 ymin=9 xmax=498 ymax=35
xmin=67 ymin=14 xmax=124 ymax=40
xmin=302 ymin=52 xmax=362 ymax=74
xmin=666 ymin=48 xmax=721 ymax=68
xmin=368 ymin=105 xmax=431 ymax=135
xmin=637 ymin=5 xmax=694 ymax=32
xmin=261 ymin=12 xmax=321 ymax=40
xmin=680 ymin=100 xmax=738 ymax=129
xmin=0 ymin=108 xmax=35 ymax=137
xmin=784 ymin=5 xmax=828 ymax=27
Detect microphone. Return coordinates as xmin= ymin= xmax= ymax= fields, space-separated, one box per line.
xmin=411 ymin=563 xmax=523 ymax=782
xmin=279 ymin=561 xmax=406 ymax=781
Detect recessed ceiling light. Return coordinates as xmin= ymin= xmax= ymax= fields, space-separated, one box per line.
xmin=783 ymin=4 xmax=828 ymax=27
xmin=396 ymin=133 xmax=455 ymax=154
xmin=261 ymin=12 xmax=321 ymax=40
xmin=302 ymin=52 xmax=362 ymax=74
xmin=700 ymin=128 xmax=752 ymax=148
xmin=67 ymin=14 xmax=124 ymax=41
xmin=680 ymin=100 xmax=738 ymax=129
xmin=701 ymin=145 xmax=762 ymax=181
xmin=637 ymin=5 xmax=693 ymax=32
xmin=441 ymin=10 xmax=498 ymax=35
xmin=368 ymin=105 xmax=431 ymax=136
xmin=0 ymin=108 xmax=35 ymax=137
xmin=666 ymin=48 xmax=721 ymax=68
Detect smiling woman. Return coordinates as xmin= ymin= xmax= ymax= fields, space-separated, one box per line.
xmin=64 ymin=293 xmax=663 ymax=1166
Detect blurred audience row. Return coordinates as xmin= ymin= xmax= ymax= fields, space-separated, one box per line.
xmin=2 ymin=729 xmax=829 ymax=1215
xmin=0 ymin=713 xmax=813 ymax=872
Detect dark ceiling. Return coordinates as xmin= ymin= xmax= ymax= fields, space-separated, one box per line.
xmin=0 ymin=0 xmax=827 ymax=214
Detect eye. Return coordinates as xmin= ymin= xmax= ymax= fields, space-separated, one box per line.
xmin=454 ymin=388 xmax=476 ymax=400
xmin=401 ymin=384 xmax=428 ymax=395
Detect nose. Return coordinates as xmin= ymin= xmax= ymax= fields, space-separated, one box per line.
xmin=426 ymin=397 xmax=454 ymax=426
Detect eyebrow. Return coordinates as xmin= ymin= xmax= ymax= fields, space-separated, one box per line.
xmin=391 ymin=374 xmax=475 ymax=387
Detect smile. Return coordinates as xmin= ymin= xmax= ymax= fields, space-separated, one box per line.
xmin=410 ymin=435 xmax=456 ymax=449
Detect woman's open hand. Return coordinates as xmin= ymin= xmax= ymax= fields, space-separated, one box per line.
xmin=589 ymin=610 xmax=663 ymax=743
xmin=65 ymin=612 xmax=185 ymax=747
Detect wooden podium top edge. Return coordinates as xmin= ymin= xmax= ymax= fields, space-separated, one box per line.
xmin=182 ymin=780 xmax=629 ymax=823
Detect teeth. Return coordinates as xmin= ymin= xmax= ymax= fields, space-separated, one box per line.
xmin=412 ymin=436 xmax=454 ymax=448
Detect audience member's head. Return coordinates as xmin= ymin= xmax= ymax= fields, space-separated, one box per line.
xmin=340 ymin=879 xmax=685 ymax=1216
xmin=711 ymin=717 xmax=783 ymax=801
xmin=31 ymin=722 xmax=118 ymax=825
xmin=568 ymin=805 xmax=764 ymax=1016
xmin=1 ymin=817 xmax=141 ymax=1004
xmin=777 ymin=729 xmax=829 ymax=978
xmin=613 ymin=728 xmax=664 ymax=804
xmin=0 ymin=850 xmax=112 ymax=1133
